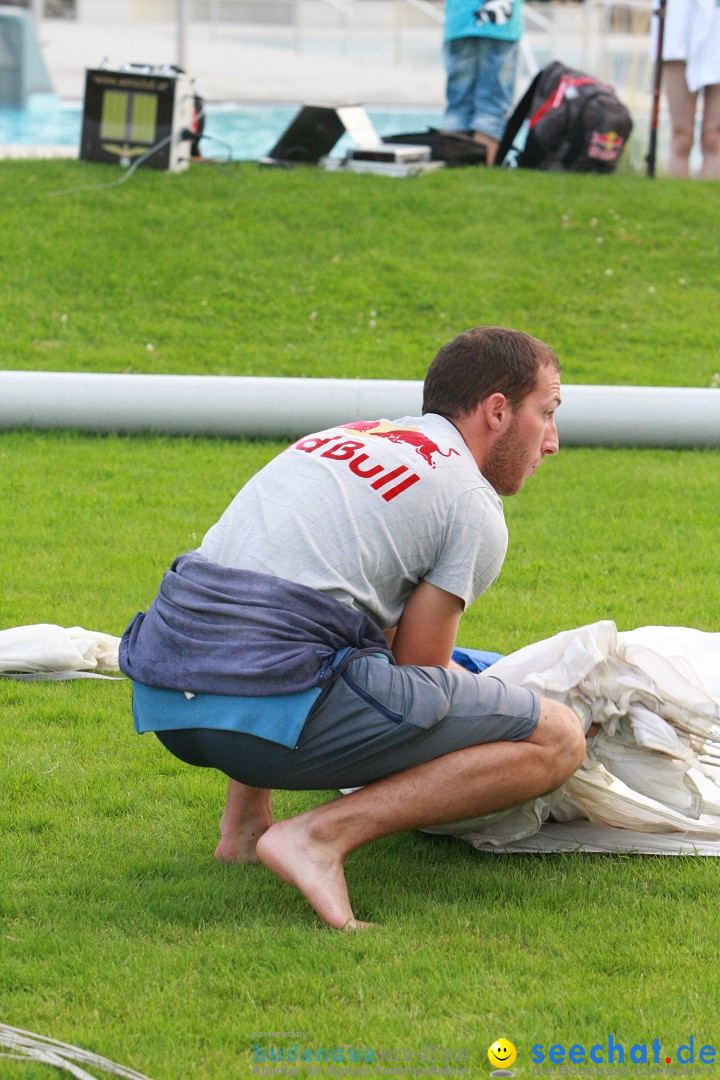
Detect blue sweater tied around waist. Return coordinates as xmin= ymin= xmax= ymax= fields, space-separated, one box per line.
xmin=119 ymin=553 xmax=394 ymax=746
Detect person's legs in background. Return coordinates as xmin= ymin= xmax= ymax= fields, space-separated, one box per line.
xmin=664 ymin=60 xmax=697 ymax=177
xmin=443 ymin=36 xmax=478 ymax=136
xmin=699 ymin=82 xmax=720 ymax=179
xmin=470 ymin=37 xmax=518 ymax=166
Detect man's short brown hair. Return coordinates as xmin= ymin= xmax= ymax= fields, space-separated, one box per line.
xmin=422 ymin=326 xmax=560 ymax=419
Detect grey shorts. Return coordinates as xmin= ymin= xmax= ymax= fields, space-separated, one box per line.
xmin=155 ymin=655 xmax=540 ymax=790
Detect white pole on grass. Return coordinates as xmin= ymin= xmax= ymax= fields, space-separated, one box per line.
xmin=1 ymin=372 xmax=720 ymax=448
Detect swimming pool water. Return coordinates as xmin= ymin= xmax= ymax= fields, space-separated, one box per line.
xmin=0 ymin=94 xmax=445 ymax=160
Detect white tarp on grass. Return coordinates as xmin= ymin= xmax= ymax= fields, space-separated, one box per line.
xmin=424 ymin=622 xmax=720 ymax=854
xmin=0 ymin=623 xmax=122 ymax=680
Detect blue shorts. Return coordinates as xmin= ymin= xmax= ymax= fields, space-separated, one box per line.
xmin=443 ymin=36 xmax=519 ymax=141
xmin=154 ymin=654 xmax=540 ymax=790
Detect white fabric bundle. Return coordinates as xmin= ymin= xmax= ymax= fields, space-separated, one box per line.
xmin=0 ymin=624 xmax=121 ymax=679
xmin=424 ymin=622 xmax=720 ymax=853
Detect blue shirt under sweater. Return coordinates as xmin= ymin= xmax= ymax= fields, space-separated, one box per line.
xmin=119 ymin=552 xmax=393 ymax=748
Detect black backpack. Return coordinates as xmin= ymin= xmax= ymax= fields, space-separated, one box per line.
xmin=496 ymin=61 xmax=633 ymax=172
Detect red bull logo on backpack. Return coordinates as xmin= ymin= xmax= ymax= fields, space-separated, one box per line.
xmin=587 ymin=129 xmax=626 ymax=162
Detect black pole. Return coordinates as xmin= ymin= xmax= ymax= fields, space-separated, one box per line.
xmin=647 ymin=0 xmax=667 ymax=177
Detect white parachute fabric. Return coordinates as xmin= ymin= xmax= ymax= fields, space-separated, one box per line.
xmin=424 ymin=622 xmax=720 ymax=853
xmin=0 ymin=624 xmax=121 ymax=679
xmin=461 ymin=820 xmax=720 ymax=856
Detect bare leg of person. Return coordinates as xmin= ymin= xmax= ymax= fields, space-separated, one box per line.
xmin=215 ymin=779 xmax=273 ymax=864
xmin=472 ymin=130 xmax=499 ymax=166
xmin=699 ymin=83 xmax=720 ymax=179
xmin=664 ymin=61 xmax=697 ymax=178
xmin=256 ymin=698 xmax=585 ymax=930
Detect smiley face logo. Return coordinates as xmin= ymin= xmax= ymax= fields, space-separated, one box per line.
xmin=488 ymin=1039 xmax=517 ymax=1071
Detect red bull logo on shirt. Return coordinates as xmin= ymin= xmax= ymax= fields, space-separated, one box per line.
xmin=342 ymin=421 xmax=460 ymax=470
xmin=289 ymin=422 xmax=459 ymax=504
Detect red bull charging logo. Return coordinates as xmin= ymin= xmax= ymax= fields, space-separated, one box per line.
xmin=289 ymin=421 xmax=459 ymax=503
xmin=342 ymin=421 xmax=460 ymax=469
xmin=587 ymin=129 xmax=625 ymax=162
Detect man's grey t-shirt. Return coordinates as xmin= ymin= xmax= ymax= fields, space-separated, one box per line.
xmin=199 ymin=413 xmax=508 ymax=629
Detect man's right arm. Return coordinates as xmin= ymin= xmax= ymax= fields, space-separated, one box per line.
xmin=389 ymin=580 xmax=465 ymax=668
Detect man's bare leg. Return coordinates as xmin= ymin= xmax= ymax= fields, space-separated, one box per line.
xmin=215 ymin=780 xmax=273 ymax=864
xmin=473 ymin=131 xmax=499 ymax=167
xmin=699 ymin=83 xmax=720 ymax=180
xmin=256 ymin=698 xmax=585 ymax=929
xmin=664 ymin=61 xmax=696 ymax=178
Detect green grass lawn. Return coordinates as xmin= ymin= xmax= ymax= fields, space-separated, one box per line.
xmin=2 ymin=161 xmax=719 ymax=386
xmin=1 ymin=161 xmax=719 ymax=1080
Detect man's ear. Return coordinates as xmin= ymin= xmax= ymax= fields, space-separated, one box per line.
xmin=479 ymin=392 xmax=511 ymax=432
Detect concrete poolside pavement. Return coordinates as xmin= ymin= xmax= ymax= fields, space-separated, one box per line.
xmin=33 ymin=4 xmax=657 ymax=110
xmin=23 ymin=14 xmax=577 ymax=132
xmin=35 ymin=16 xmax=447 ymax=105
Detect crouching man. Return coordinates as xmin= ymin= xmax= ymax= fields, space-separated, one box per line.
xmin=119 ymin=326 xmax=585 ymax=929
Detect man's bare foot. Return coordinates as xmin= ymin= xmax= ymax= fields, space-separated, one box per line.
xmin=256 ymin=817 xmax=371 ymax=930
xmin=214 ymin=811 xmax=272 ymax=865
xmin=214 ymin=781 xmax=273 ymax=864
